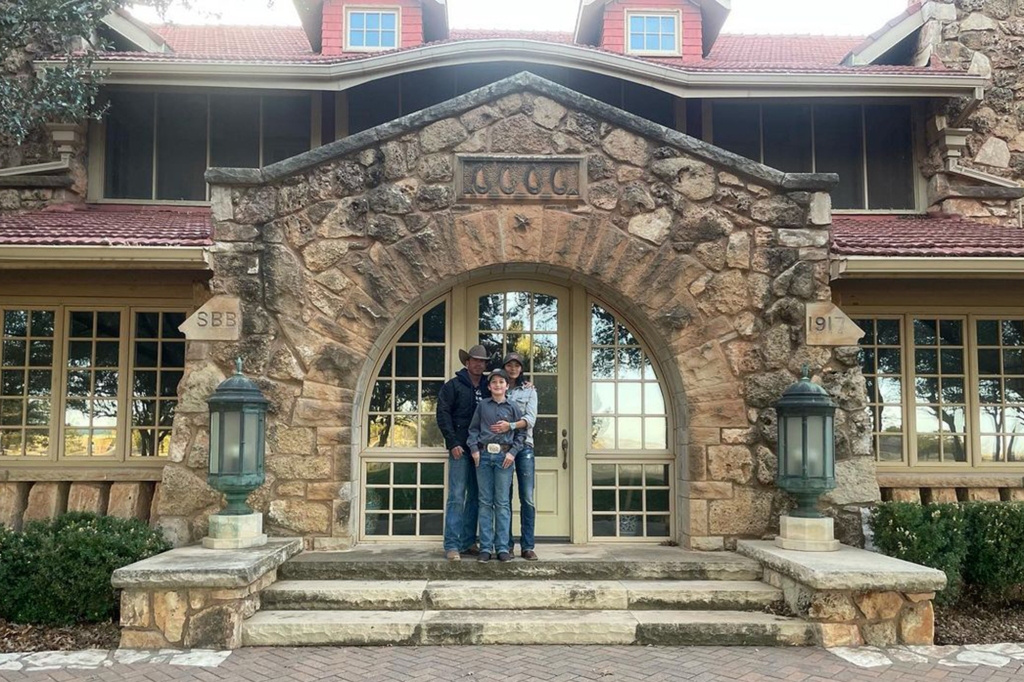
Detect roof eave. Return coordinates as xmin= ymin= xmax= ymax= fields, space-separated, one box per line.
xmin=76 ymin=41 xmax=987 ymax=100
xmin=101 ymin=10 xmax=172 ymax=54
xmin=700 ymin=0 xmax=731 ymax=57
xmin=292 ymin=0 xmax=324 ymax=53
xmin=0 ymin=245 xmax=210 ymax=269
xmin=831 ymin=255 xmax=1024 ymax=279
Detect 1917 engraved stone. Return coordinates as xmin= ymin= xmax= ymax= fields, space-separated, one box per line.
xmin=455 ymin=154 xmax=586 ymax=202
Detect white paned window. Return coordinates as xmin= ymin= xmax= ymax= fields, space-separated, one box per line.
xmin=347 ymin=9 xmax=399 ymax=50
xmin=627 ymin=12 xmax=679 ymax=55
xmin=591 ymin=463 xmax=671 ymax=538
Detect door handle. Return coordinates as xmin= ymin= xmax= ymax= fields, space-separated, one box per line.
xmin=561 ymin=428 xmax=569 ymax=470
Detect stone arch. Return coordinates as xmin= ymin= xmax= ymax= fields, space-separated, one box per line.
xmin=349 ymin=260 xmax=698 ymax=542
xmin=167 ymin=71 xmax=867 ymax=550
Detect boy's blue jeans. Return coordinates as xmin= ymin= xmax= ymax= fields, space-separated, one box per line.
xmin=507 ymin=447 xmax=536 ymax=551
xmin=443 ymin=448 xmax=479 ymax=552
xmin=476 ymin=451 xmax=514 ymax=554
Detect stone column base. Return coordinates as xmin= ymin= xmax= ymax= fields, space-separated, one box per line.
xmin=203 ymin=513 xmax=267 ymax=549
xmin=775 ymin=515 xmax=840 ymax=552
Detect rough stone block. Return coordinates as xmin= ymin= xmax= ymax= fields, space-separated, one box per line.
xmin=23 ymin=482 xmax=69 ymax=523
xmin=67 ymin=482 xmax=108 ymax=515
xmin=120 ymin=629 xmax=170 ymax=650
xmin=1009 ymin=489 xmax=1024 ymax=502
xmin=925 ymin=487 xmax=958 ymax=504
xmin=107 ymin=482 xmax=154 ymax=520
xmin=120 ymin=591 xmax=152 ymax=628
xmin=899 ymin=602 xmax=935 ymax=645
xmin=153 ymin=590 xmax=188 ymax=644
xmin=0 ymin=482 xmax=30 ymax=531
xmin=861 ymin=620 xmax=898 ymax=647
xmin=855 ymin=591 xmax=905 ymax=620
xmin=688 ymin=535 xmax=724 ymax=551
xmin=966 ymin=488 xmax=1000 ymax=502
xmin=808 ymin=591 xmax=858 ymax=622
xmin=818 ymin=622 xmax=863 ymax=647
xmin=184 ymin=604 xmax=243 ymax=649
xmin=889 ymin=488 xmax=921 ymax=503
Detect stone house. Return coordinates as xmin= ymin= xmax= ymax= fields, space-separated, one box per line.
xmin=1 ymin=0 xmax=1023 ymax=552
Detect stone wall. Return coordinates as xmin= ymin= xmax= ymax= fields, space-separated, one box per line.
xmin=921 ymin=0 xmax=1024 ymax=220
xmin=0 ymin=481 xmax=157 ymax=531
xmin=155 ymin=73 xmax=874 ymax=549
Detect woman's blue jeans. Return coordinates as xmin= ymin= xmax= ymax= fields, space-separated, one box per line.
xmin=507 ymin=446 xmax=536 ymax=551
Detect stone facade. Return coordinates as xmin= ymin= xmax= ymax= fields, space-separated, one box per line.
xmin=150 ymin=73 xmax=874 ymax=550
xmin=919 ymin=0 xmax=1024 ymax=220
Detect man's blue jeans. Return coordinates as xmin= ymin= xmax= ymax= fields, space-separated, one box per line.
xmin=443 ymin=449 xmax=478 ymax=552
xmin=476 ymin=451 xmax=514 ymax=554
xmin=508 ymin=447 xmax=536 ymax=551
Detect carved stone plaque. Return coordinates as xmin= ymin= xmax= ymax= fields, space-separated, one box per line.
xmin=455 ymin=155 xmax=586 ymax=202
xmin=178 ymin=297 xmax=241 ymax=341
xmin=806 ymin=302 xmax=865 ymax=346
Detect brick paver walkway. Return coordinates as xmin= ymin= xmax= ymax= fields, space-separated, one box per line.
xmin=3 ymin=646 xmax=1024 ymax=682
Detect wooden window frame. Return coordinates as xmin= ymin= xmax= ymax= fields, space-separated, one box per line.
xmin=0 ymin=303 xmax=188 ymax=470
xmin=857 ymin=308 xmax=1024 ymax=472
xmin=624 ymin=9 xmax=682 ymax=57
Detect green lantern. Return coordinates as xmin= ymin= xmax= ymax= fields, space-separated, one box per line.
xmin=207 ymin=358 xmax=268 ymax=515
xmin=775 ymin=366 xmax=836 ymax=518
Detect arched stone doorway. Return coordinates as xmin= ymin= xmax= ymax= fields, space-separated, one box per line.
xmin=157 ymin=72 xmax=869 ymax=551
xmin=352 ymin=267 xmax=686 ymax=544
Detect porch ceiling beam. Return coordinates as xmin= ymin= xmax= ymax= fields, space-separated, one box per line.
xmin=63 ymin=40 xmax=986 ymax=100
xmin=0 ymin=245 xmax=210 ymax=269
xmin=832 ymin=256 xmax=1024 ymax=279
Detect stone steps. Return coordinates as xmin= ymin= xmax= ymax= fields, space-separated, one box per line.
xmin=261 ymin=579 xmax=783 ymax=611
xmin=279 ymin=551 xmax=762 ymax=582
xmin=242 ymin=609 xmax=815 ymax=647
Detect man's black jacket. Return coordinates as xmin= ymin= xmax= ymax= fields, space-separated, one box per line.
xmin=436 ymin=368 xmax=489 ymax=451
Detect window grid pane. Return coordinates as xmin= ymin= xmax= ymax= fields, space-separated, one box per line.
xmin=590 ymin=304 xmax=667 ymax=452
xmin=854 ymin=317 xmax=905 ymax=464
xmin=64 ymin=311 xmax=121 ymax=458
xmin=363 ymin=460 xmax=446 ymax=536
xmin=591 ymin=462 xmax=671 ymax=538
xmin=130 ymin=312 xmax=186 ymax=459
xmin=367 ymin=302 xmax=448 ymax=449
xmin=477 ymin=292 xmax=560 ymax=458
xmin=912 ymin=317 xmax=967 ymax=464
xmin=349 ymin=11 xmax=399 ymax=50
xmin=977 ymin=318 xmax=1024 ymax=463
xmin=1 ymin=309 xmax=55 ymax=458
xmin=627 ymin=12 xmax=677 ymax=53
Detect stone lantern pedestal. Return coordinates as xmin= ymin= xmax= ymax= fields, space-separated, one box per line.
xmin=775 ymin=515 xmax=840 ymax=552
xmin=203 ymin=513 xmax=267 ymax=549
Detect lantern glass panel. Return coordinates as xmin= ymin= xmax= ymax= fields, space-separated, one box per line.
xmin=223 ymin=409 xmax=242 ymax=473
xmin=825 ymin=414 xmax=835 ymax=473
xmin=784 ymin=415 xmax=803 ymax=476
xmin=243 ymin=411 xmax=260 ymax=473
xmin=210 ymin=412 xmax=220 ymax=474
xmin=806 ymin=415 xmax=825 ymax=477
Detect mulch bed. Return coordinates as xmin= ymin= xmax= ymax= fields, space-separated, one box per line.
xmin=0 ymin=619 xmax=120 ymax=653
xmin=935 ymin=600 xmax=1024 ymax=645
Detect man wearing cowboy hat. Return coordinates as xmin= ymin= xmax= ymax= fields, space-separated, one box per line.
xmin=436 ymin=344 xmax=491 ymax=561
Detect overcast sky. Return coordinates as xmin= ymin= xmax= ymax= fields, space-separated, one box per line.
xmin=129 ymin=0 xmax=909 ymax=35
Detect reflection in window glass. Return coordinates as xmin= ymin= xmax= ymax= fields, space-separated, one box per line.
xmin=368 ymin=301 xmax=447 ymax=449
xmin=855 ymin=318 xmax=905 ymax=463
xmin=130 ymin=312 xmax=186 ymax=458
xmin=0 ymin=310 xmax=54 ymax=457
xmin=977 ymin=318 xmax=1024 ymax=463
xmin=591 ymin=462 xmax=671 ymax=538
xmin=913 ymin=318 xmax=967 ymax=463
xmin=363 ymin=460 xmax=445 ymax=536
xmin=64 ymin=311 xmax=121 ymax=457
xmin=590 ymin=304 xmax=667 ymax=451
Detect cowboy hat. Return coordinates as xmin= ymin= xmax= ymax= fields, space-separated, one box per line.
xmin=458 ymin=344 xmax=490 ymax=364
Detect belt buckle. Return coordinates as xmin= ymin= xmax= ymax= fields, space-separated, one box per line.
xmin=486 ymin=443 xmax=501 ymax=454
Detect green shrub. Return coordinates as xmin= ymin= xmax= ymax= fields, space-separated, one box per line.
xmin=961 ymin=502 xmax=1024 ymax=601
xmin=0 ymin=512 xmax=170 ymax=625
xmin=870 ymin=502 xmax=968 ymax=605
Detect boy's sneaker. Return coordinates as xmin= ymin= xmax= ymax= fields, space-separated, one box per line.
xmin=445 ymin=550 xmax=461 ymax=561
xmin=478 ymin=552 xmax=491 ymax=563
xmin=498 ymin=551 xmax=512 ymax=562
xmin=522 ymin=550 xmax=538 ymax=561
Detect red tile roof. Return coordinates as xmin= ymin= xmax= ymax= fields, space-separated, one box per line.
xmin=153 ymin=24 xmax=312 ymax=58
xmin=707 ymin=34 xmax=865 ymax=66
xmin=0 ymin=205 xmax=212 ymax=247
xmin=832 ymin=214 xmax=1024 ymax=257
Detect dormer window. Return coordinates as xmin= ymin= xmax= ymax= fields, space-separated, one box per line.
xmin=347 ymin=8 xmax=399 ymax=51
xmin=626 ymin=11 xmax=680 ymax=56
